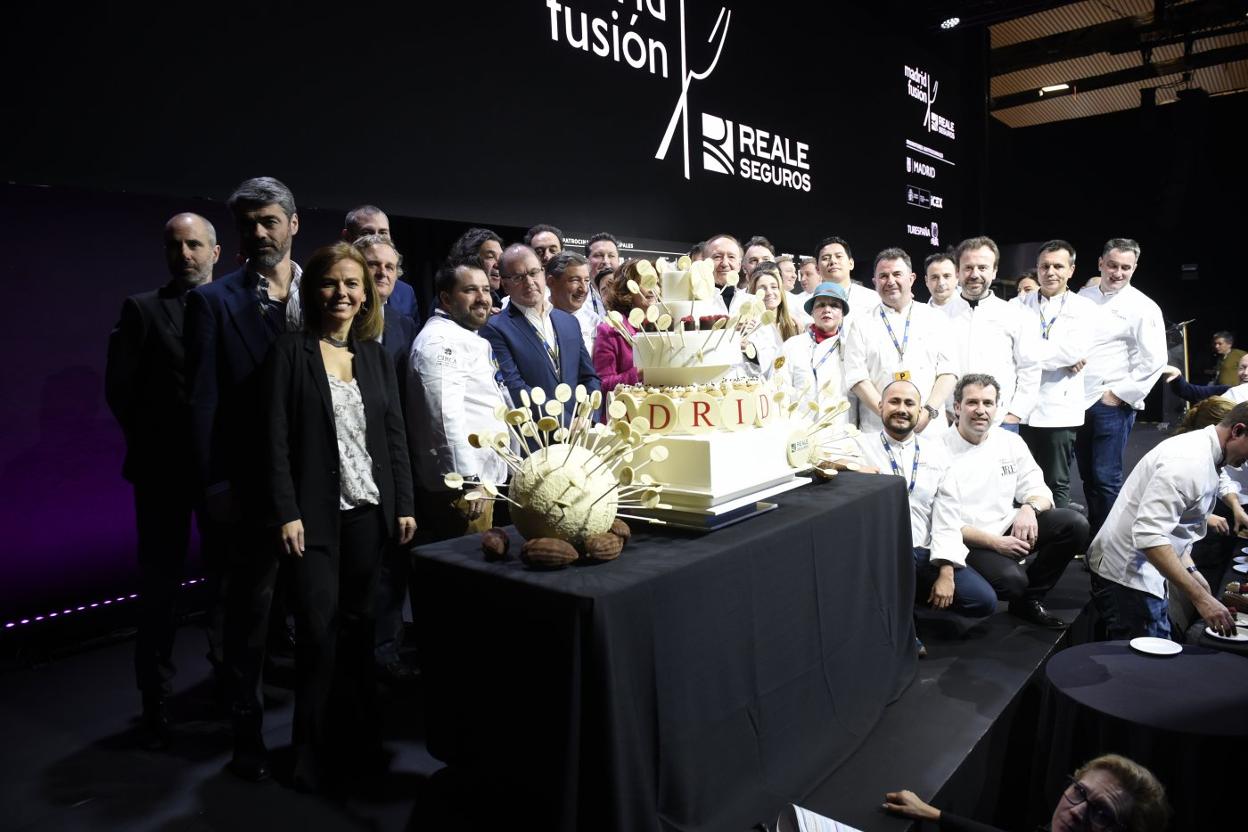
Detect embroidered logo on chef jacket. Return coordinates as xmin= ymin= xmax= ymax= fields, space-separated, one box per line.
xmin=1000 ymin=461 xmax=1016 ymax=476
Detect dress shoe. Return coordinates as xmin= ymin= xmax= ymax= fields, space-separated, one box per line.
xmin=1009 ymin=599 xmax=1067 ymax=630
xmin=229 ymin=715 xmax=270 ymax=782
xmin=915 ymin=636 xmax=928 ymax=659
xmin=139 ymin=697 xmax=171 ymax=751
xmin=377 ymin=658 xmax=420 ymax=683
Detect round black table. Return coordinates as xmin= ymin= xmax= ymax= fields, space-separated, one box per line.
xmin=1030 ymin=641 xmax=1248 ymax=830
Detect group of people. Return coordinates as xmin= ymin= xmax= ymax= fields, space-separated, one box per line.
xmin=106 ymin=175 xmax=1247 ymax=803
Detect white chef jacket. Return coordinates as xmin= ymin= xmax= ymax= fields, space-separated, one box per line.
xmin=782 ymin=328 xmax=848 ymax=421
xmin=1015 ymin=289 xmax=1099 ymax=428
xmin=843 ymin=299 xmax=957 ymax=436
xmin=942 ymin=292 xmax=1041 ymax=424
xmin=855 ymin=430 xmax=968 ymax=567
xmin=742 ymin=323 xmax=783 ymax=379
xmin=1219 ymin=462 xmax=1248 ymax=502
xmin=943 ymin=426 xmax=1052 ymax=535
xmin=407 ymin=312 xmax=513 ymax=492
xmin=1077 ymin=283 xmax=1167 ymax=410
xmin=1088 ymin=426 xmax=1223 ymax=599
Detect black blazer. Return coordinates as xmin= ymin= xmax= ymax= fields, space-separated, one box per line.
xmin=105 ymin=282 xmax=192 ymax=484
xmin=264 ymin=332 xmax=414 ymax=549
xmin=185 ymin=267 xmax=283 ymax=507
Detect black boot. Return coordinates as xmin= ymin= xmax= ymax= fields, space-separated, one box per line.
xmin=229 ymin=711 xmax=270 ymax=781
xmin=139 ymin=694 xmax=170 ymax=751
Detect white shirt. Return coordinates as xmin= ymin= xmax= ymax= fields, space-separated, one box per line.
xmin=941 ymin=292 xmax=1041 ymax=424
xmin=571 ymin=303 xmax=600 ymax=358
xmin=1015 ymin=289 xmax=1099 ymax=428
xmin=782 ymin=328 xmax=847 ymax=421
xmin=839 ymin=281 xmax=883 ymax=329
xmin=843 ymin=298 xmax=957 ymax=436
xmin=742 ymin=323 xmax=783 ymax=379
xmin=1088 ymin=426 xmax=1223 ymax=599
xmin=1077 ymin=283 xmax=1167 ymax=409
xmin=943 ymin=426 xmax=1052 ymax=535
xmin=855 ymin=430 xmax=968 ymax=567
xmin=407 ymin=312 xmax=513 ymax=492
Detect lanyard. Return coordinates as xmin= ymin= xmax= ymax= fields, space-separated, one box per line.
xmin=808 ymin=327 xmax=841 ymax=384
xmin=879 ymin=303 xmax=912 ymax=361
xmin=1039 ymin=292 xmax=1066 ymax=340
xmin=527 ymin=317 xmax=560 ymax=378
xmin=880 ymin=431 xmax=920 ymax=495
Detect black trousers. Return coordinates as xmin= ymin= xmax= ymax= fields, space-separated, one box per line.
xmin=1020 ymin=425 xmax=1078 ymax=509
xmin=965 ymin=508 xmax=1089 ymax=603
xmin=292 ymin=504 xmax=386 ymax=753
xmin=223 ymin=517 xmax=281 ymax=719
xmin=133 ymin=479 xmax=220 ymax=699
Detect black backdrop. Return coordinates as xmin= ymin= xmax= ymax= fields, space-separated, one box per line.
xmin=0 ymin=1 xmax=981 ymax=628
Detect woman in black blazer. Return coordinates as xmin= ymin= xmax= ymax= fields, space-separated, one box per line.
xmin=265 ymin=242 xmax=415 ymax=790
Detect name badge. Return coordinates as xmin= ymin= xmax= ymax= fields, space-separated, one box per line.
xmin=892 ymin=370 xmax=911 ymax=382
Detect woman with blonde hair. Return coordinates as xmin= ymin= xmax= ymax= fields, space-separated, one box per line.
xmin=265 ymin=242 xmax=415 ymax=790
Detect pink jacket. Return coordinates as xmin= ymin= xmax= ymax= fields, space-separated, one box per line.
xmin=593 ymin=320 xmax=639 ymax=394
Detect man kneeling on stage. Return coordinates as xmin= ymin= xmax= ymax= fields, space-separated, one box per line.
xmin=852 ymin=380 xmax=996 ymax=623
xmin=944 ymin=373 xmax=1090 ymax=629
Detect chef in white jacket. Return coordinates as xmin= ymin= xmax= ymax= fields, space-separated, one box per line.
xmin=408 ymin=260 xmax=513 ymax=540
xmin=1015 ymin=240 xmax=1100 ymax=508
xmin=1074 ymin=238 xmax=1168 ymax=538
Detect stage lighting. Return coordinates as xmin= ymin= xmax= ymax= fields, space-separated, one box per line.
xmin=940 ymin=17 xmax=960 ymax=29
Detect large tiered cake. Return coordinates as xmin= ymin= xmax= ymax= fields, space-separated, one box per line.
xmin=601 ymin=259 xmax=824 ymax=521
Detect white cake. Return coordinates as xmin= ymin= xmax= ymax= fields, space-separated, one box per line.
xmin=605 ymin=262 xmax=812 ymax=516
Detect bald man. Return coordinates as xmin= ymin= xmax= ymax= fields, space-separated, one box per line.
xmin=106 ymin=212 xmax=221 ymax=749
xmin=341 ymin=204 xmax=419 ymax=323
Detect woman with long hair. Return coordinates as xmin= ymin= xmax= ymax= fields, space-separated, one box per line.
xmin=593 ymin=258 xmax=655 ymax=395
xmin=265 ymin=242 xmax=415 ymax=790
xmin=741 ymin=261 xmax=801 ymax=377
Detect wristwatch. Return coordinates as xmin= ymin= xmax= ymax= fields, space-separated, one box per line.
xmin=923 ymin=404 xmax=939 ymax=421
xmin=1185 ymin=565 xmax=1199 ymax=575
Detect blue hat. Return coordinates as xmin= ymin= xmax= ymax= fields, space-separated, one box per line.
xmin=805 ymin=281 xmax=850 ymax=316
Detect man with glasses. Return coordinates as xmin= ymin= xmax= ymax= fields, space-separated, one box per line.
xmin=481 ymin=244 xmax=600 ymax=425
xmin=883 ymin=753 xmax=1170 ymax=832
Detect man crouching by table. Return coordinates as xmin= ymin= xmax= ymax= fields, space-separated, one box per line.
xmin=848 ymin=379 xmax=996 ymax=655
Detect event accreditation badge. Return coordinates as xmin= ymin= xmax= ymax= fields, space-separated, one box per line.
xmin=892 ymin=370 xmax=911 ymax=382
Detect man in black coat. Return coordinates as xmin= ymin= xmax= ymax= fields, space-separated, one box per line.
xmin=106 ymin=212 xmax=220 ymax=747
xmin=185 ymin=176 xmax=301 ymax=781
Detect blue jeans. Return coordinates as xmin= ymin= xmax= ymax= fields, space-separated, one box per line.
xmin=914 ymin=548 xmax=997 ymax=618
xmin=1074 ymin=400 xmax=1136 ymax=538
xmin=1090 ymin=573 xmax=1171 ymax=639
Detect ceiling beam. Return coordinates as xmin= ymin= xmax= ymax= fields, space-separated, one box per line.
xmin=990 ymin=0 xmax=1248 ymax=75
xmin=989 ymin=42 xmax=1248 ymax=110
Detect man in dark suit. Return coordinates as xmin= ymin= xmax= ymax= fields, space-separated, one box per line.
xmin=185 ymin=176 xmax=300 ymax=781
xmin=481 ymin=244 xmax=600 ymax=425
xmin=106 ymin=212 xmax=220 ymax=748
xmin=342 ymin=205 xmax=420 ymax=325
xmin=353 ymin=234 xmax=419 ymax=682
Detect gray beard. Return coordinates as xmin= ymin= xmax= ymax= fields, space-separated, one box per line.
xmin=250 ymin=245 xmax=287 ymax=270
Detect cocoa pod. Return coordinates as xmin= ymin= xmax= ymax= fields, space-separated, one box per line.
xmin=520 ymin=537 xmax=578 ymax=570
xmin=610 ymin=519 xmax=631 ymax=545
xmin=481 ymin=528 xmax=511 ymax=561
xmin=582 ymin=532 xmax=624 ymax=562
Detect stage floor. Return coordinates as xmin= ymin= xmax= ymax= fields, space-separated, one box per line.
xmin=0 ymin=424 xmax=1173 ymax=832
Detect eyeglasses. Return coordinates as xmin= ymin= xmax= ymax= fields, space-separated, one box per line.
xmin=1063 ymin=776 xmax=1123 ymax=832
xmin=503 ymin=267 xmax=544 ymax=283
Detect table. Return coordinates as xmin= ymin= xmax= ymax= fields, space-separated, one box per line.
xmin=1031 ymin=640 xmax=1248 ymax=830
xmin=411 ymin=473 xmax=916 ymax=832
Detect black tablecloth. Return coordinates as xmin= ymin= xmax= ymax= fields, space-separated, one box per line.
xmin=1031 ymin=640 xmax=1248 ymax=830
xmin=411 ymin=473 xmax=916 ymax=832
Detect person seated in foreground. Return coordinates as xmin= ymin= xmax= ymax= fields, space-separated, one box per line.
xmin=944 ymin=373 xmax=1090 ymax=629
xmin=883 ymin=753 xmax=1170 ymax=832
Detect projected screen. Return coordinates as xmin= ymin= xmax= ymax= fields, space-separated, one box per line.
xmin=1 ymin=1 xmax=975 ymax=625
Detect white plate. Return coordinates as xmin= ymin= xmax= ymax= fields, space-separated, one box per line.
xmin=1234 ymin=555 xmax=1248 ymax=564
xmin=1204 ymin=626 xmax=1248 ymax=643
xmin=1129 ymin=636 xmax=1181 ymax=656
xmin=1238 ymin=612 xmax=1248 ymax=627
xmin=1234 ymin=564 xmax=1248 ymax=574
